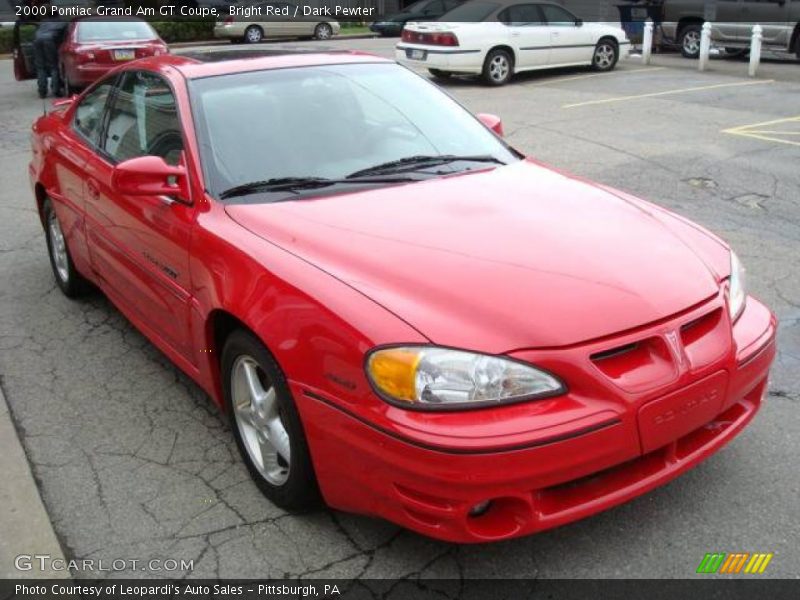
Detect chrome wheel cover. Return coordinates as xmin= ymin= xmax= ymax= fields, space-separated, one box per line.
xmin=231 ymin=356 xmax=291 ymax=486
xmin=246 ymin=27 xmax=262 ymax=43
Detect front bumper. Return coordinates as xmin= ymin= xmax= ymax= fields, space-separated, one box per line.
xmin=295 ymin=295 xmax=776 ymax=542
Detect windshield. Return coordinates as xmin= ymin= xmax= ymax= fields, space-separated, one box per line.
xmin=190 ymin=62 xmax=518 ymax=202
xmin=440 ymin=1 xmax=498 ymax=21
xmin=76 ymin=20 xmax=157 ymax=42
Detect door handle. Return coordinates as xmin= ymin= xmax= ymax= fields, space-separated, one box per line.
xmin=512 ymin=31 xmax=521 ymax=37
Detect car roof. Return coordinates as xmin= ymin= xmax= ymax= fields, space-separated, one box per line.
xmin=153 ymin=50 xmax=393 ymax=80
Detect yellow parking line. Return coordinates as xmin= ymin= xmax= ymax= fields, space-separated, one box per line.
xmin=723 ymin=115 xmax=800 ymax=133
xmin=724 ymin=132 xmax=800 ymax=147
xmin=722 ymin=115 xmax=800 ymax=147
xmin=745 ymin=131 xmax=800 ymax=136
xmin=525 ymin=66 xmax=665 ymax=88
xmin=562 ymin=79 xmax=774 ymax=109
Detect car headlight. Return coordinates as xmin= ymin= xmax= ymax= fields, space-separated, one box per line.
xmin=728 ymin=251 xmax=746 ymax=322
xmin=366 ymin=346 xmax=565 ymax=410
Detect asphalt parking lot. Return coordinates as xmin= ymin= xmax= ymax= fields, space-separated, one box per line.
xmin=1 ymin=36 xmax=798 ymax=579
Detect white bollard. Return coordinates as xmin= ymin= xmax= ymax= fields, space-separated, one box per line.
xmin=749 ymin=24 xmax=763 ymax=77
xmin=698 ymin=22 xmax=712 ymax=71
xmin=642 ymin=19 xmax=653 ymax=65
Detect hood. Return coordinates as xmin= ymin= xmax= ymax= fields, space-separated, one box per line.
xmin=225 ymin=160 xmax=720 ymax=353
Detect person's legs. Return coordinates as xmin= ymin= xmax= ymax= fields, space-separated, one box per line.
xmin=33 ymin=38 xmax=48 ymax=98
xmin=44 ymin=38 xmax=62 ymax=97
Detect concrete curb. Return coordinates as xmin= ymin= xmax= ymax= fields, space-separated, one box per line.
xmin=0 ymin=383 xmax=68 ymax=578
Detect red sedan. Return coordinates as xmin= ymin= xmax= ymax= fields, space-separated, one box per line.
xmin=59 ymin=17 xmax=169 ymax=93
xmin=29 ymin=51 xmax=776 ymax=543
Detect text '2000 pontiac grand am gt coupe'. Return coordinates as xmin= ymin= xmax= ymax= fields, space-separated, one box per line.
xmin=29 ymin=50 xmax=776 ymax=543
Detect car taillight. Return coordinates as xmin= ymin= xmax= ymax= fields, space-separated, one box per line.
xmin=402 ymin=30 xmax=459 ymax=46
xmin=75 ymin=50 xmax=96 ymax=64
xmin=224 ymin=16 xmax=234 ymax=24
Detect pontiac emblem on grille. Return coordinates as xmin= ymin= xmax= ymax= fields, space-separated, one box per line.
xmin=665 ymin=330 xmax=686 ymax=367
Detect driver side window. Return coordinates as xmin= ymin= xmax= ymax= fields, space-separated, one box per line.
xmin=103 ymin=71 xmax=184 ymax=166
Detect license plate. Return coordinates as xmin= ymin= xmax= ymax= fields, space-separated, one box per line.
xmin=113 ymin=49 xmax=136 ymax=61
xmin=406 ymin=49 xmax=427 ymax=61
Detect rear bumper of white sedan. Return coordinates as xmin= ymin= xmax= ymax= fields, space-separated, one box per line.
xmin=395 ymin=44 xmax=484 ymax=74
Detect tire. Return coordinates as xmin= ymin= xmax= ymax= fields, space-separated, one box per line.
xmin=222 ymin=330 xmax=321 ymax=511
xmin=680 ymin=24 xmax=702 ymax=59
xmin=795 ymin=34 xmax=800 ymax=60
xmin=229 ymin=37 xmax=244 ymax=44
xmin=482 ymin=48 xmax=513 ymax=86
xmin=592 ymin=39 xmax=619 ymax=71
xmin=314 ymin=22 xmax=333 ymax=40
xmin=43 ymin=198 xmax=89 ymax=298
xmin=428 ymin=68 xmax=453 ymax=80
xmin=244 ymin=25 xmax=264 ymax=44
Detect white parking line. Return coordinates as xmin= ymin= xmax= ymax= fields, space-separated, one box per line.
xmin=562 ymin=79 xmax=775 ymax=109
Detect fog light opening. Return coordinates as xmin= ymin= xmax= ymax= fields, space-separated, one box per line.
xmin=468 ymin=500 xmax=492 ymax=518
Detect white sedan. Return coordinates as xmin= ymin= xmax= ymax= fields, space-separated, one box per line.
xmin=395 ymin=1 xmax=630 ymax=85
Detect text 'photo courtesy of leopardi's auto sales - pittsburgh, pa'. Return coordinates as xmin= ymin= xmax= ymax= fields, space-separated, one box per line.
xmin=4 ymin=0 xmax=795 ymax=595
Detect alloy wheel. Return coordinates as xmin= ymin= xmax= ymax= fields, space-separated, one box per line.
xmin=315 ymin=23 xmax=332 ymax=40
xmin=489 ymin=55 xmax=509 ymax=83
xmin=594 ymin=43 xmax=616 ymax=70
xmin=231 ymin=355 xmax=291 ymax=486
xmin=683 ymin=30 xmax=701 ymax=56
xmin=48 ymin=210 xmax=70 ymax=283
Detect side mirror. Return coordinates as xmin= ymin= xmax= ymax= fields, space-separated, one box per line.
xmin=575 ymin=18 xmax=583 ymax=26
xmin=112 ymin=155 xmax=189 ymax=203
xmin=476 ymin=113 xmax=504 ymax=137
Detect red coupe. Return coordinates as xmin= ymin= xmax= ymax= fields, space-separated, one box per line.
xmin=29 ymin=51 xmax=776 ymax=543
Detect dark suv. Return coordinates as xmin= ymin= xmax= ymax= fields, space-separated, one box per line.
xmin=660 ymin=0 xmax=800 ymax=59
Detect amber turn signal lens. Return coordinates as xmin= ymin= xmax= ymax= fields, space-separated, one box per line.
xmin=367 ymin=348 xmax=421 ymax=403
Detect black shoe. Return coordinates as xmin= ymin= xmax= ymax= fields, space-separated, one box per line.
xmin=54 ymin=89 xmax=65 ymax=98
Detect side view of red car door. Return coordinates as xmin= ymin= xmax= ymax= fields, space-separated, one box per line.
xmin=81 ymin=70 xmax=195 ymax=360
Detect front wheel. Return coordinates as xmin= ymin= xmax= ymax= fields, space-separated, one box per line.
xmin=680 ymin=24 xmax=702 ymax=58
xmin=482 ymin=48 xmax=513 ymax=86
xmin=43 ymin=198 xmax=89 ymax=297
xmin=244 ymin=25 xmax=264 ymax=44
xmin=314 ymin=22 xmax=333 ymax=40
xmin=592 ymin=40 xmax=618 ymax=71
xmin=222 ymin=330 xmax=320 ymax=511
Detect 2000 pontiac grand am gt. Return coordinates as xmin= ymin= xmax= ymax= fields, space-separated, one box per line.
xmin=30 ymin=50 xmax=776 ymax=543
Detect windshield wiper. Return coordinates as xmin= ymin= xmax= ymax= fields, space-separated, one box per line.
xmin=346 ymin=155 xmax=506 ymax=179
xmin=220 ymin=175 xmax=417 ymax=200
